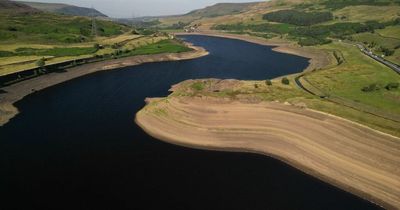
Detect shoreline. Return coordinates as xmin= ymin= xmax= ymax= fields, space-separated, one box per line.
xmin=136 ymin=95 xmax=400 ymax=210
xmin=175 ymin=31 xmax=332 ymax=72
xmin=0 ymin=43 xmax=209 ymax=126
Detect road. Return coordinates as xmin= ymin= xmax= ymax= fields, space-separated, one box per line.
xmin=357 ymin=44 xmax=400 ymax=74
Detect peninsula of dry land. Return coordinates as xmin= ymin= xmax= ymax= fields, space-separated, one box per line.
xmin=136 ymin=78 xmax=400 ymax=209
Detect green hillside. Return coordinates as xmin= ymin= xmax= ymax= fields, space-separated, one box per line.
xmin=186 ymin=2 xmax=259 ymax=18
xmin=0 ymin=1 xmax=126 ymax=44
xmin=0 ymin=0 xmax=191 ymax=78
xmin=209 ymin=0 xmax=400 ymax=63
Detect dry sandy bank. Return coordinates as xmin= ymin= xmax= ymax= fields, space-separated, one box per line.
xmin=136 ymin=81 xmax=400 ymax=209
xmin=0 ymin=44 xmax=208 ymax=126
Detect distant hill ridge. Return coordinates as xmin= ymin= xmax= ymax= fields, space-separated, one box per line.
xmin=0 ymin=0 xmax=40 ymax=14
xmin=17 ymin=1 xmax=107 ymax=17
xmin=185 ymin=2 xmax=260 ymax=17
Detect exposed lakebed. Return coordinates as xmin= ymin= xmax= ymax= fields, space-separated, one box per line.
xmin=0 ymin=35 xmax=380 ymax=209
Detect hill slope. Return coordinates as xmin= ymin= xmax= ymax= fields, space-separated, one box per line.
xmin=0 ymin=0 xmax=126 ymax=44
xmin=18 ymin=1 xmax=107 ymax=17
xmin=0 ymin=0 xmax=40 ymax=14
xmin=186 ymin=2 xmax=260 ymax=18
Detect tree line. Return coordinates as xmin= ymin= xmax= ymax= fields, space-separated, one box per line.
xmin=262 ymin=10 xmax=333 ymax=26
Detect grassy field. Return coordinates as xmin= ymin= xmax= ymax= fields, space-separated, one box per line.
xmin=94 ymin=34 xmax=142 ymax=45
xmin=0 ymin=8 xmax=134 ymax=76
xmin=306 ymin=42 xmax=400 ymax=114
xmin=332 ymin=5 xmax=400 ymax=22
xmin=0 ymin=34 xmax=185 ymax=76
xmin=126 ymin=39 xmax=192 ymax=56
xmin=0 ymin=11 xmax=179 ymax=77
xmin=352 ymin=32 xmax=400 ymax=64
xmin=377 ymin=25 xmax=400 ymax=38
xmin=0 ymin=13 xmax=127 ymax=44
xmin=352 ymin=33 xmax=400 ymax=49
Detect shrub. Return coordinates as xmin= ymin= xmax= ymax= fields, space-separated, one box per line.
xmin=385 ymin=82 xmax=399 ymax=91
xmin=381 ymin=47 xmax=395 ymax=56
xmin=0 ymin=51 xmax=14 ymax=57
xmin=265 ymin=80 xmax=272 ymax=86
xmin=254 ymin=84 xmax=259 ymax=88
xmin=111 ymin=43 xmax=121 ymax=49
xmin=191 ymin=82 xmax=205 ymax=91
xmin=281 ymin=77 xmax=290 ymax=85
xmin=94 ymin=43 xmax=100 ymax=50
xmin=7 ymin=26 xmax=18 ymax=31
xmin=333 ymin=51 xmax=343 ymax=65
xmin=361 ymin=83 xmax=381 ymax=92
xmin=114 ymin=50 xmax=123 ymax=56
xmin=36 ymin=58 xmax=45 ymax=68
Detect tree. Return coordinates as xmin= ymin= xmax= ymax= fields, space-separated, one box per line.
xmin=362 ymin=83 xmax=381 ymax=92
xmin=381 ymin=47 xmax=394 ymax=56
xmin=94 ymin=43 xmax=101 ymax=50
xmin=385 ymin=82 xmax=399 ymax=91
xmin=36 ymin=58 xmax=45 ymax=68
xmin=265 ymin=80 xmax=272 ymax=86
xmin=281 ymin=77 xmax=290 ymax=85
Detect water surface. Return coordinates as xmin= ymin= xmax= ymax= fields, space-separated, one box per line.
xmin=0 ymin=35 xmax=380 ymax=210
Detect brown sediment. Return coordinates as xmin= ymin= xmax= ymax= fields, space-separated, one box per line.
xmin=0 ymin=43 xmax=208 ymax=126
xmin=136 ymin=86 xmax=400 ymax=209
xmin=175 ymin=31 xmax=332 ymax=72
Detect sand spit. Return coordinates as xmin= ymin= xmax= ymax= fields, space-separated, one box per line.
xmin=0 ymin=44 xmax=208 ymax=126
xmin=136 ymin=86 xmax=400 ymax=209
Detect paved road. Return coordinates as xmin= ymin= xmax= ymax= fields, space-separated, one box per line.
xmin=357 ymin=44 xmax=400 ymax=74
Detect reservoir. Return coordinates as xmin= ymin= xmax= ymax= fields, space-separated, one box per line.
xmin=0 ymin=35 xmax=380 ymax=209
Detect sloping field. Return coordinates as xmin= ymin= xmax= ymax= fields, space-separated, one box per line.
xmin=333 ymin=5 xmax=400 ymax=22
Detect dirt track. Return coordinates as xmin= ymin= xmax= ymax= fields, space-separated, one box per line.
xmin=136 ymin=95 xmax=400 ymax=209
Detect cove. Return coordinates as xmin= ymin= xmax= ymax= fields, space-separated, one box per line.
xmin=0 ymin=35 xmax=381 ymax=210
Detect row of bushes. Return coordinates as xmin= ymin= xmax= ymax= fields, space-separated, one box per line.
xmin=290 ymin=20 xmax=390 ymax=46
xmin=256 ymin=78 xmax=290 ymax=88
xmin=361 ymin=82 xmax=399 ymax=92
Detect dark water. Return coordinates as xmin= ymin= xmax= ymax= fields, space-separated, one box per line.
xmin=0 ymin=35 xmax=380 ymax=210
